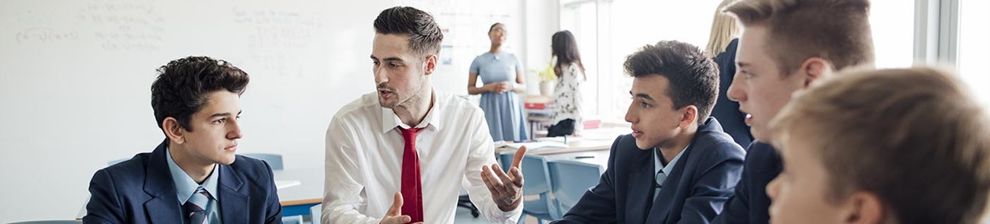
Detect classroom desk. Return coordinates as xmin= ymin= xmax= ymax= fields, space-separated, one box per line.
xmin=274 ymin=167 xmax=324 ymax=217
xmin=496 ymin=126 xmax=629 ymax=168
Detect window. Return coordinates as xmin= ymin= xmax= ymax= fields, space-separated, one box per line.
xmin=958 ymin=0 xmax=990 ymax=106
xmin=871 ymin=0 xmax=915 ymax=68
xmin=561 ymin=0 xmax=721 ymax=121
xmin=560 ymin=0 xmax=602 ymax=117
xmin=561 ymin=0 xmax=923 ymax=120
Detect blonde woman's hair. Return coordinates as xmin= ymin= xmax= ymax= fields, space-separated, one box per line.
xmin=705 ymin=0 xmax=740 ymax=56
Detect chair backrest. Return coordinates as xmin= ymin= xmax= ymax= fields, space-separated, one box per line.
xmin=499 ymin=152 xmax=558 ymax=218
xmin=10 ymin=220 xmax=83 ymax=224
xmin=311 ymin=203 xmax=323 ymax=224
xmin=498 ymin=152 xmax=552 ymax=195
xmin=547 ymin=160 xmax=603 ymax=217
xmin=242 ymin=153 xmax=284 ymax=171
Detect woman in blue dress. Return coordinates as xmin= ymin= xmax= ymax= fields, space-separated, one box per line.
xmin=467 ymin=22 xmax=529 ymax=142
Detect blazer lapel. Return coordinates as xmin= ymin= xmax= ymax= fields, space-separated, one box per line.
xmin=645 ymin=139 xmax=698 ymax=224
xmin=144 ymin=141 xmax=182 ymax=224
xmin=219 ymin=164 xmax=250 ymax=223
xmin=625 ymin=148 xmax=655 ymax=224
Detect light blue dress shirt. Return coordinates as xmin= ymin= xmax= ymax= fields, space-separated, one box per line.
xmin=166 ymin=147 xmax=222 ymax=224
xmin=653 ymin=145 xmax=687 ymax=199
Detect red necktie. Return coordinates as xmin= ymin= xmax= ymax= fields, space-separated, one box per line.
xmin=399 ymin=127 xmax=425 ymax=222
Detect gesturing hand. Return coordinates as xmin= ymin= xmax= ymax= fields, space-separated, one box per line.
xmin=481 ymin=146 xmax=527 ymax=211
xmin=380 ymin=193 xmax=422 ymax=224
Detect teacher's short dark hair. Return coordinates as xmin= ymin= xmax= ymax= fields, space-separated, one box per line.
xmin=373 ymin=6 xmax=444 ymax=56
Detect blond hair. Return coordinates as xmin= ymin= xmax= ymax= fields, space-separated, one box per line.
xmin=705 ymin=0 xmax=740 ymax=56
xmin=770 ymin=67 xmax=990 ymax=224
xmin=724 ymin=0 xmax=874 ymax=74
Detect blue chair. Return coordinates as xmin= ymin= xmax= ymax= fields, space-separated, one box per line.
xmin=310 ymin=203 xmax=323 ymax=224
xmin=242 ymin=153 xmax=284 ymax=171
xmin=282 ymin=215 xmax=303 ymax=224
xmin=499 ymin=152 xmax=559 ymax=223
xmin=547 ymin=160 xmax=602 ymax=217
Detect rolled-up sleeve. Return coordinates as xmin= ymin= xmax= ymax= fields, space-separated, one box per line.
xmin=462 ymin=108 xmax=522 ymax=224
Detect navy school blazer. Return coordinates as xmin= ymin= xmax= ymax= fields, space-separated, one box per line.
xmin=712 ymin=142 xmax=782 ymax=224
xmin=83 ymin=141 xmax=283 ymax=223
xmin=553 ymin=118 xmax=746 ymax=224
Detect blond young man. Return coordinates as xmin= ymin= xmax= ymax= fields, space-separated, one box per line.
xmin=713 ymin=0 xmax=875 ymax=223
xmin=766 ymin=67 xmax=990 ymax=224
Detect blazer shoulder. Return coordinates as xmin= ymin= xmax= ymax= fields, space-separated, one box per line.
xmin=228 ymin=155 xmax=275 ymax=182
xmin=87 ymin=152 xmax=154 ymax=204
xmin=691 ymin=131 xmax=746 ymax=163
xmin=614 ymin=134 xmax=638 ymax=149
xmin=97 ymin=152 xmax=153 ymax=181
xmin=609 ymin=134 xmax=648 ymax=161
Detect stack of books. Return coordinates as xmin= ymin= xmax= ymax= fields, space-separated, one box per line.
xmin=524 ymin=95 xmax=554 ymax=122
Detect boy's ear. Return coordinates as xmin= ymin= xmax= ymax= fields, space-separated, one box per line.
xmin=162 ymin=117 xmax=186 ymax=144
xmin=799 ymin=57 xmax=833 ymax=87
xmin=679 ymin=105 xmax=699 ymax=128
xmin=842 ymin=191 xmax=885 ymax=224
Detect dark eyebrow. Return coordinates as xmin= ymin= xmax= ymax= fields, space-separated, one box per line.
xmin=369 ymin=55 xmax=404 ymax=63
xmin=630 ymin=91 xmax=654 ymax=101
xmin=209 ymin=110 xmax=240 ymax=119
xmin=209 ymin=113 xmax=231 ymax=119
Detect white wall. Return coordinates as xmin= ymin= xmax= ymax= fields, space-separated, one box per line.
xmin=0 ymin=0 xmax=534 ymax=222
xmin=523 ymin=0 xmax=560 ymax=94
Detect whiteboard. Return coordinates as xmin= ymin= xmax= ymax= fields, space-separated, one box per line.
xmin=0 ymin=0 xmax=524 ymax=221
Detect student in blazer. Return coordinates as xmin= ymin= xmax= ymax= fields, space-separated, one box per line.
xmin=554 ymin=41 xmax=745 ymax=224
xmin=84 ymin=56 xmax=281 ymax=224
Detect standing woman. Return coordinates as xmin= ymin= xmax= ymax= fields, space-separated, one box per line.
xmin=546 ymin=30 xmax=585 ymax=137
xmin=468 ymin=22 xmax=529 ymax=142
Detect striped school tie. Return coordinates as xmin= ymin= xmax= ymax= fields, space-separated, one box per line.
xmin=654 ymin=169 xmax=667 ymax=200
xmin=183 ymin=186 xmax=212 ymax=224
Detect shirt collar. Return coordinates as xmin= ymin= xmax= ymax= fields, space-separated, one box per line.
xmin=654 ymin=144 xmax=689 ymax=175
xmin=379 ymin=91 xmax=442 ymax=133
xmin=166 ymin=145 xmax=220 ymax=204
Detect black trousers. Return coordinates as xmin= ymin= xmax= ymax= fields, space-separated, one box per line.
xmin=547 ymin=119 xmax=575 ymax=137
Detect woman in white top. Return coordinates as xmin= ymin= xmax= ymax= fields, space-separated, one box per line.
xmin=547 ymin=30 xmax=586 ymax=137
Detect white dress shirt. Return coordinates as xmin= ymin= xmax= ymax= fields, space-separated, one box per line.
xmin=322 ymin=91 xmax=523 ymax=224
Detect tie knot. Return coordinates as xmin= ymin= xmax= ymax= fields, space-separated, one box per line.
xmin=184 ymin=188 xmax=211 ymax=224
xmin=184 ymin=187 xmax=211 ymax=213
xmin=656 ymin=170 xmax=667 ymax=187
xmin=400 ymin=127 xmax=423 ymax=139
